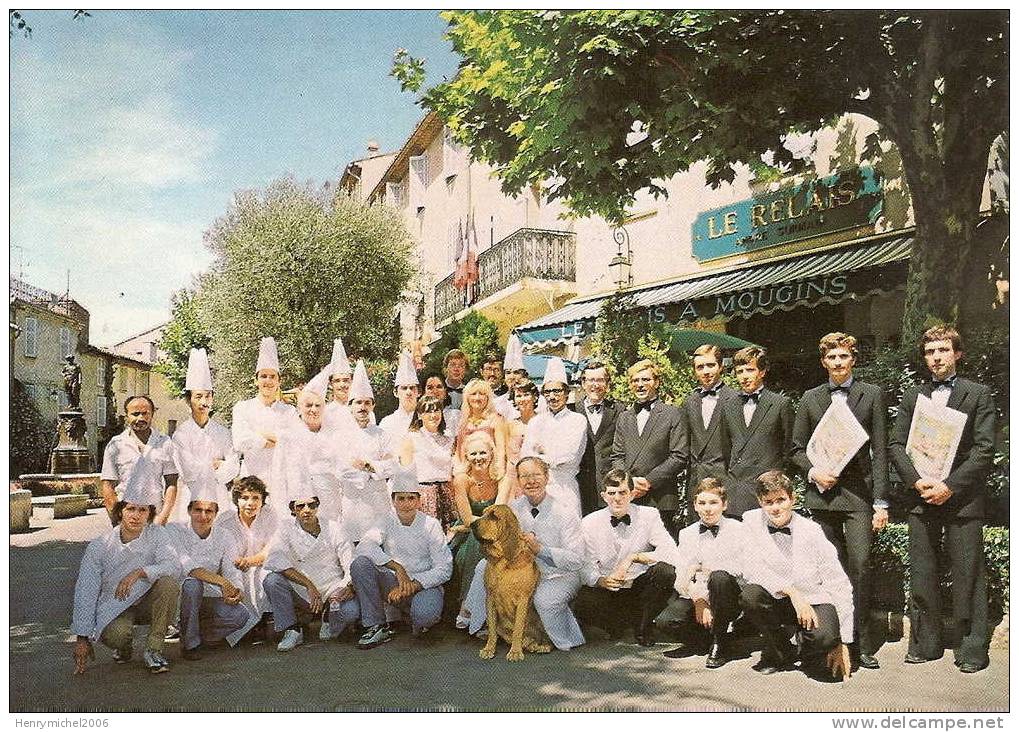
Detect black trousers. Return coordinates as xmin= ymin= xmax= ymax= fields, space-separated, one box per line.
xmin=740 ymin=583 xmax=841 ymax=663
xmin=810 ymin=508 xmax=875 ymax=653
xmin=907 ymin=512 xmax=989 ymax=666
xmin=672 ymin=570 xmax=742 ymax=642
xmin=574 ymin=562 xmax=677 ymax=633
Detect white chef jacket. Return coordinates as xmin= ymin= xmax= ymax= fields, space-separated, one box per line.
xmin=357 ymin=512 xmax=452 ymax=590
xmin=231 ymin=397 xmax=297 ymax=515
xmin=521 ymin=407 xmax=588 ymax=516
xmin=214 ymin=505 xmax=280 ymax=627
xmin=742 ymin=509 xmax=855 ymax=644
xmin=165 ymin=521 xmax=243 ymax=598
xmin=71 ymin=524 xmax=178 ymax=640
xmin=339 ymin=425 xmax=398 ymax=543
xmin=580 ymin=504 xmax=677 ymax=587
xmin=265 ymin=517 xmax=354 ymax=600
xmin=673 ymin=516 xmax=747 ymax=600
xmin=379 ymin=407 xmax=415 ymax=444
xmin=171 ymin=417 xmax=235 ymax=522
xmin=274 ymin=421 xmax=353 ymax=523
xmin=100 ymin=429 xmax=177 ymax=509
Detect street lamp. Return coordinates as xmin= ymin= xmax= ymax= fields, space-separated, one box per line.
xmin=609 ymin=226 xmax=633 ymax=289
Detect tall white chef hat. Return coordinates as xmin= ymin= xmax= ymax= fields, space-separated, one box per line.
xmin=120 ymin=465 xmax=164 ymax=508
xmin=388 ymin=466 xmax=420 ymax=495
xmin=184 ymin=348 xmax=214 ymax=392
xmin=301 ymin=365 xmax=331 ymax=400
xmin=394 ymin=350 xmax=418 ymax=388
xmin=541 ymin=356 xmax=569 ymax=387
xmin=348 ymin=360 xmax=375 ymax=402
xmin=255 ymin=337 xmax=280 ymax=374
xmin=504 ymin=334 xmax=525 ymax=371
xmin=188 ymin=476 xmax=222 ymax=506
xmin=330 ymin=337 xmax=352 ymax=375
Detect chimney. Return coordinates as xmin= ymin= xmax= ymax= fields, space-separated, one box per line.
xmin=367 ymin=140 xmax=380 ymax=154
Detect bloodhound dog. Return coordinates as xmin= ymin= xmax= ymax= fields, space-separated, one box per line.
xmin=471 ymin=504 xmax=552 ymax=661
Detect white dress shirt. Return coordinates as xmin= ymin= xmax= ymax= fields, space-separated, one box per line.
xmin=100 ymin=429 xmax=177 ymax=507
xmin=357 ymin=512 xmax=452 ymax=590
xmin=265 ymin=517 xmax=354 ymax=600
xmin=699 ymin=387 xmax=721 ymax=430
xmin=636 ymin=401 xmax=656 ymax=435
xmin=580 ymin=504 xmax=677 ymax=587
xmin=171 ymin=417 xmax=235 ymax=521
xmin=930 ymin=374 xmax=956 ymax=408
xmin=509 ymin=494 xmax=584 ymax=580
xmin=674 ymin=516 xmax=747 ymax=599
xmin=742 ymin=508 xmax=855 ymax=643
xmin=231 ymin=397 xmax=298 ymax=514
xmin=741 ymin=388 xmax=764 ymax=426
xmin=521 ymin=407 xmax=588 ymax=516
xmin=583 ymin=399 xmax=604 ymax=435
xmin=71 ymin=524 xmax=178 ymax=640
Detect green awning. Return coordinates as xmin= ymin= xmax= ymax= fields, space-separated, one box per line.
xmin=516 ymin=232 xmax=912 ymax=350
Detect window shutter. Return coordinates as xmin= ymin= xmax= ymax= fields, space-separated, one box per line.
xmin=59 ymin=327 xmax=73 ymax=357
xmin=23 ymin=317 xmax=38 ymax=357
xmin=97 ymin=362 xmax=106 ymax=388
xmin=96 ymin=397 xmax=107 ymax=427
xmin=409 ymin=155 xmax=427 ymax=211
xmin=386 ymin=181 xmax=405 ymax=208
xmin=139 ymin=371 xmax=150 ymax=395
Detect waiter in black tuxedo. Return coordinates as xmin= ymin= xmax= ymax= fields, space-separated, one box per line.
xmin=890 ymin=325 xmax=996 ymax=674
xmin=791 ymin=332 xmax=889 ymax=671
xmin=681 ymin=345 xmax=735 ymax=523
xmin=610 ymin=359 xmax=687 ymax=529
xmin=721 ymin=346 xmax=794 ymax=517
xmin=572 ymin=360 xmax=622 ymax=515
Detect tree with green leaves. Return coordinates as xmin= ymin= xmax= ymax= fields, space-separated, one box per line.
xmin=422 ymin=309 xmax=500 ymax=377
xmin=158 ymin=178 xmax=414 ymax=412
xmin=395 ymin=10 xmax=1007 ymax=345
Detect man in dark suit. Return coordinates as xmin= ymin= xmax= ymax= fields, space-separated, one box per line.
xmin=889 ymin=325 xmax=996 ymax=674
xmin=610 ymin=359 xmax=687 ymax=529
xmin=572 ymin=360 xmax=622 ymax=515
xmin=791 ymin=332 xmax=889 ymax=671
xmin=681 ymin=345 xmax=735 ymax=523
xmin=721 ymin=346 xmax=794 ymax=517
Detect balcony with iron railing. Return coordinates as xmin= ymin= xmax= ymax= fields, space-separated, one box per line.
xmin=434 ymin=228 xmax=577 ymax=325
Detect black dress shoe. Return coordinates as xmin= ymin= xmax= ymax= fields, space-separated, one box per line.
xmin=753 ymin=658 xmax=793 ymax=675
xmin=904 ymin=653 xmax=939 ymax=664
xmin=662 ymin=644 xmax=699 ymax=659
xmin=957 ymin=661 xmax=988 ymax=674
xmin=858 ymin=653 xmax=880 ymax=669
xmin=705 ymin=640 xmax=727 ymax=669
xmin=181 ymin=646 xmax=203 ymax=661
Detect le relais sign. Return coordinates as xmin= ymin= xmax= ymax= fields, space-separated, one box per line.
xmin=691 ymin=167 xmax=884 ymax=261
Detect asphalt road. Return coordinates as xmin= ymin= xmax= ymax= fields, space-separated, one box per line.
xmin=9 ymin=510 xmax=1009 ymax=713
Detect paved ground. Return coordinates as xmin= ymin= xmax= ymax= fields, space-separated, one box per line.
xmin=9 ymin=510 xmax=1009 ymax=713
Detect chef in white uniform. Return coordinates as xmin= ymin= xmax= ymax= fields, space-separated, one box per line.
xmin=170 ymin=348 xmax=238 ymax=523
xmin=231 ymin=336 xmax=297 ymax=516
xmin=379 ymin=350 xmax=420 ymax=443
xmin=323 ymin=336 xmax=362 ymax=431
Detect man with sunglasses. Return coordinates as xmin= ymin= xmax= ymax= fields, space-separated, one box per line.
xmin=262 ymin=491 xmax=360 ymax=652
xmin=521 ymin=357 xmax=588 ymax=517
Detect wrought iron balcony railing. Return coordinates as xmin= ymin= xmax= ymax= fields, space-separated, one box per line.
xmin=434 ymin=228 xmax=576 ymax=324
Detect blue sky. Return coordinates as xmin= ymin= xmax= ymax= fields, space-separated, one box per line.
xmin=10 ymin=9 xmax=459 ymax=344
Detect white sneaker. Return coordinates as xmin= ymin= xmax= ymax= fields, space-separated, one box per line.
xmin=319 ymin=622 xmax=334 ymax=642
xmin=143 ymin=649 xmax=169 ymax=674
xmin=276 ymin=628 xmax=304 ymax=652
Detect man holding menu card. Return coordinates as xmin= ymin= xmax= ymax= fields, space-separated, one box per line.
xmin=792 ymin=332 xmax=888 ymax=671
xmin=889 ymin=325 xmax=996 ymax=674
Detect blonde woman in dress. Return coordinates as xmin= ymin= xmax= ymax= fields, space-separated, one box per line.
xmin=453 ymin=378 xmax=508 ymax=479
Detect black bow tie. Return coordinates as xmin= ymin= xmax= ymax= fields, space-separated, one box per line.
xmin=933 ymin=376 xmax=957 ymax=388
xmin=447 ymin=385 xmax=463 ymax=393
xmin=740 ymin=392 xmax=760 ymax=405
xmin=610 ymin=514 xmax=631 ymax=527
xmin=768 ymin=524 xmax=791 ymax=536
xmin=829 ymin=384 xmax=851 ymax=395
xmin=699 ymin=523 xmax=719 ymax=537
xmin=586 ymin=403 xmax=602 ymax=413
xmin=698 ymin=386 xmax=721 ymax=397
xmin=530 ymin=507 xmax=539 ymax=518
xmin=636 ymin=401 xmax=655 ymax=414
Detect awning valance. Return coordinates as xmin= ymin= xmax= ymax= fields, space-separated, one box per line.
xmin=517 ymin=232 xmax=913 ymax=350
